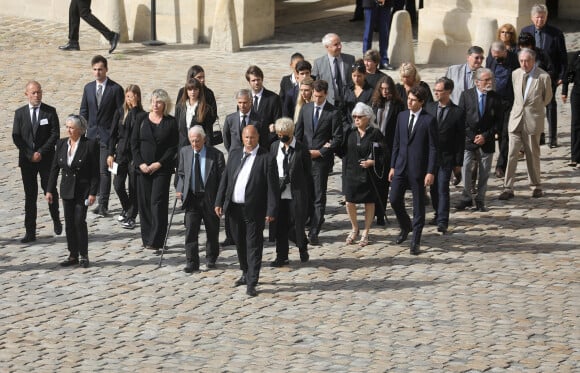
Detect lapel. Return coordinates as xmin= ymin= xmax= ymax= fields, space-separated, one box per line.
xmin=68 ymin=137 xmax=87 ymax=169
xmin=184 ymin=147 xmax=194 ymax=184
xmin=408 ymin=110 xmax=418 ymax=142
xmin=204 ymin=148 xmax=214 ymax=181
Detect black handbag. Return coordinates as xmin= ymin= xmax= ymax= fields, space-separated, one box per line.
xmin=211 ymin=116 xmax=224 ymax=146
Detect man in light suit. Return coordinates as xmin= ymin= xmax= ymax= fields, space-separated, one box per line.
xmin=12 ymin=81 xmax=62 ymax=243
xmin=246 ymin=65 xmax=281 ymax=146
xmin=215 ymin=125 xmax=279 ymax=297
xmin=499 ymin=48 xmax=553 ymax=200
xmin=388 ymin=85 xmax=438 ymax=255
xmin=424 ymin=77 xmax=465 ymax=234
xmin=446 ymin=46 xmax=485 ymax=105
xmin=176 ymin=126 xmax=226 ymax=273
xmin=312 ymin=33 xmax=356 ymax=107
xmin=222 ymin=89 xmax=267 ymax=153
xmin=295 ymin=80 xmax=344 ymax=245
xmin=521 ymin=3 xmax=567 ymax=148
xmin=80 ymin=55 xmax=124 ymax=216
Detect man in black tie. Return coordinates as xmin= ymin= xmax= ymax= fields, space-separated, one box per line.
xmin=80 ymin=55 xmax=124 ymax=216
xmin=215 ymin=125 xmax=279 ymax=297
xmin=222 ymin=89 xmax=267 ymax=152
xmin=245 ymin=65 xmax=281 ymax=146
xmin=12 ymin=81 xmax=62 ymax=243
xmin=176 ymin=126 xmax=225 ymax=273
xmin=295 ymin=80 xmax=344 ymax=245
xmin=424 ymin=77 xmax=465 ymax=234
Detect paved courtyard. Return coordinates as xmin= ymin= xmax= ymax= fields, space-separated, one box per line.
xmin=0 ymin=8 xmax=578 ymax=372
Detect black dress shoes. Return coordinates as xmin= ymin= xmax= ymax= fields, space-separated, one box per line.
xmin=498 ymin=190 xmax=514 ymax=200
xmin=234 ymin=275 xmax=247 ymax=287
xmin=308 ymin=235 xmax=320 ymax=246
xmin=109 ymin=32 xmax=120 ymax=54
xmin=221 ymin=237 xmax=235 ymax=247
xmin=270 ymin=258 xmax=289 ymax=267
xmin=54 ymin=220 xmax=63 ymax=235
xmin=183 ymin=263 xmax=199 ymax=273
xmin=455 ymin=200 xmax=473 ymax=210
xmin=410 ymin=242 xmax=420 ymax=255
xmin=428 ymin=217 xmax=438 ymax=226
xmin=395 ymin=229 xmax=409 ymax=244
xmin=206 ymin=261 xmax=217 ymax=269
xmin=59 ymin=42 xmax=80 ymax=51
xmin=437 ymin=224 xmax=448 ymax=234
xmin=474 ymin=201 xmax=488 ymax=212
xmin=246 ymin=285 xmax=258 ymax=297
xmin=79 ymin=256 xmax=89 ymax=268
xmin=299 ymin=250 xmax=310 ymax=263
xmin=379 ymin=63 xmax=395 ymax=71
xmin=60 ymin=256 xmax=79 ymax=267
xmin=20 ymin=234 xmax=36 ymax=243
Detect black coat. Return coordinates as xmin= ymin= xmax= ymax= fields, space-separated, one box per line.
xmin=424 ymin=101 xmax=465 ymax=168
xmin=294 ymin=101 xmax=344 ymax=161
xmin=175 ymin=101 xmax=217 ymax=148
xmin=108 ymin=107 xmax=146 ymax=164
xmin=131 ymin=115 xmax=179 ymax=175
xmin=458 ymin=88 xmax=503 ymax=153
xmin=222 ymin=110 xmax=266 ymax=152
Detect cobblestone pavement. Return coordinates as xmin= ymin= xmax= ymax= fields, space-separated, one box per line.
xmin=0 ymin=10 xmax=578 ymax=372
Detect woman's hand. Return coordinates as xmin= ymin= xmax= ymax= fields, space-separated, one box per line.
xmin=106 ymin=155 xmax=115 ymax=169
xmin=139 ymin=163 xmax=150 ymax=174
xmin=87 ymin=195 xmax=96 ymax=206
xmin=149 ymin=162 xmax=162 ymax=174
xmin=360 ymin=159 xmax=375 ymax=168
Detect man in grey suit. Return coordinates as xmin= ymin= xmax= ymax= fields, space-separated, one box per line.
xmin=446 ymin=46 xmax=485 ymax=104
xmin=499 ymin=48 xmax=552 ymax=200
xmin=176 ymin=126 xmax=226 ymax=273
xmin=312 ymin=33 xmax=356 ymax=107
xmin=222 ymin=89 xmax=267 ymax=152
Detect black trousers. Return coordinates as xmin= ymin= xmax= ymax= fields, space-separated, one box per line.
xmin=275 ymin=199 xmax=308 ymax=260
xmin=97 ymin=143 xmax=111 ymax=209
xmin=184 ymin=192 xmax=220 ymax=267
xmin=229 ymin=203 xmax=265 ymax=287
xmin=389 ymin=172 xmax=425 ymax=244
xmin=21 ymin=164 xmax=60 ymax=236
xmin=571 ymin=89 xmax=580 ymax=163
xmin=546 ymin=81 xmax=558 ymax=145
xmin=136 ymin=172 xmax=171 ymax=248
xmin=309 ymin=157 xmax=332 ymax=237
xmin=63 ymin=198 xmax=89 ymax=258
xmin=68 ymin=0 xmax=114 ymax=42
xmin=113 ymin=162 xmax=138 ymax=219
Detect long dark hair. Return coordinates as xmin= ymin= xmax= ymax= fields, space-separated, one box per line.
xmin=371 ymin=75 xmax=402 ymax=107
xmin=179 ymin=78 xmax=208 ymax=123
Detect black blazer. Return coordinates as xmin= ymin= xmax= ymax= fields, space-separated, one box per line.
xmin=424 ymin=102 xmax=466 ymax=168
xmin=279 ymin=74 xmax=295 ymax=105
xmin=80 ymin=79 xmax=124 ymax=146
xmin=48 ymin=137 xmax=100 ymax=201
xmin=253 ymin=88 xmax=282 ymax=145
xmin=391 ymin=110 xmax=438 ymax=179
xmin=131 ymin=115 xmax=179 ymax=175
xmin=282 ymin=85 xmax=300 ymax=118
xmin=12 ymin=102 xmax=60 ymax=168
xmin=175 ymin=86 xmax=218 ymax=117
xmin=294 ymin=101 xmax=344 ymax=161
xmin=396 ymin=81 xmax=434 ymax=105
xmin=222 ymin=110 xmax=266 ymax=152
xmin=215 ymin=146 xmax=279 ymax=221
xmin=522 ymin=24 xmax=568 ymax=81
xmin=108 ymin=107 xmax=146 ymax=164
xmin=269 ymin=139 xmax=312 ymax=223
xmin=458 ymin=88 xmax=503 ymax=153
xmin=343 ymin=82 xmax=375 ymax=125
xmin=176 ymin=145 xmax=225 ymax=209
xmin=174 ymin=101 xmax=217 ymax=148
xmin=373 ymin=99 xmax=406 ymax=159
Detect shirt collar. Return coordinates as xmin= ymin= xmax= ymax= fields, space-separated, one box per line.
xmin=195 ymin=146 xmax=206 ymax=156
xmin=410 ymin=108 xmax=422 ymax=116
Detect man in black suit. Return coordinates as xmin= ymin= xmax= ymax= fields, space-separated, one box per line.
xmin=12 ymin=81 xmax=62 ymax=243
xmin=58 ymin=0 xmax=120 ymax=53
xmin=80 ymin=55 xmax=124 ymax=216
xmin=246 ymin=65 xmax=281 ymax=145
xmin=295 ymin=80 xmax=344 ymax=245
xmin=282 ymin=60 xmax=313 ymax=118
xmin=223 ymin=89 xmax=267 ymax=153
xmin=521 ymin=4 xmax=567 ymax=148
xmin=270 ymin=117 xmax=312 ymax=267
xmin=215 ymin=125 xmax=279 ymax=297
xmin=388 ymin=85 xmax=438 ymax=255
xmin=424 ymin=77 xmax=465 ymax=234
xmin=279 ymin=52 xmax=304 ymax=105
xmin=457 ymin=68 xmax=503 ymax=212
xmin=176 ymin=126 xmax=226 ymax=273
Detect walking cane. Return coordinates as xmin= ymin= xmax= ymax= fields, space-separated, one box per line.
xmin=158 ymin=196 xmax=179 ymax=268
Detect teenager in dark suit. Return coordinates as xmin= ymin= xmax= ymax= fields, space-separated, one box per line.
xmin=46 ymin=115 xmax=99 ymax=268
xmin=282 ymin=60 xmax=313 ymax=119
xmin=269 ymin=118 xmax=312 ymax=267
xmin=176 ymin=126 xmax=226 ymax=273
xmin=425 ymin=78 xmax=465 ymax=233
xmin=457 ymin=68 xmax=503 ymax=212
xmin=246 ymin=65 xmax=282 ymax=145
xmin=132 ymin=89 xmax=179 ymax=251
xmin=222 ymin=89 xmax=267 ymax=153
xmin=13 ymin=81 xmax=62 ymax=243
xmin=106 ymin=84 xmax=145 ymax=229
xmin=175 ymin=65 xmax=218 ymax=119
xmin=80 ymin=55 xmax=124 ymax=216
xmin=295 ymin=80 xmax=344 ymax=245
xmin=521 ymin=4 xmax=567 ymax=148
xmin=215 ymin=125 xmax=279 ymax=297
xmin=388 ymin=85 xmax=438 ymax=255
xmin=279 ymin=52 xmax=304 ymax=106
xmin=371 ymin=75 xmax=405 ymax=226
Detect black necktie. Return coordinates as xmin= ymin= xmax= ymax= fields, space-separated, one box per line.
xmin=240 ymin=114 xmax=247 ymax=141
xmin=32 ymin=107 xmax=38 ymax=137
xmin=253 ymin=95 xmax=259 ymax=112
xmin=96 ymin=84 xmax=103 ymax=107
xmin=233 ymin=152 xmax=251 ymax=185
xmin=313 ymin=106 xmax=321 ymax=131
xmin=408 ymin=114 xmax=415 ymax=137
xmin=437 ymin=106 xmax=445 ymax=124
xmin=282 ymin=146 xmax=290 ymax=177
xmin=334 ymin=58 xmax=343 ymax=98
xmin=194 ymin=152 xmax=203 ymax=193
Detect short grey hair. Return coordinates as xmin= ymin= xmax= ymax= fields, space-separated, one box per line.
xmin=475 ymin=67 xmax=494 ymax=81
xmin=518 ymin=47 xmax=537 ymax=61
xmin=531 ymin=3 xmax=548 ymax=16
xmin=491 ymin=40 xmax=506 ymax=52
xmin=66 ymin=114 xmax=88 ymax=135
xmin=150 ymin=88 xmax=172 ymax=115
xmin=235 ymin=88 xmax=251 ymax=100
xmin=351 ymin=102 xmax=376 ymax=125
xmin=322 ymin=33 xmax=339 ymax=47
xmin=188 ymin=125 xmax=206 ymax=138
xmin=274 ymin=117 xmax=295 ymax=134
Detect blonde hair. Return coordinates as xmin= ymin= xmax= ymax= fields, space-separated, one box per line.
xmin=399 ymin=62 xmax=421 ymax=84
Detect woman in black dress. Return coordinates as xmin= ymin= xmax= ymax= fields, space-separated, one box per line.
xmin=563 ymin=51 xmax=580 ymax=167
xmin=343 ymin=59 xmax=375 ymax=127
xmin=132 ymin=89 xmax=179 ymax=251
xmin=175 ymin=78 xmax=216 ymax=148
xmin=46 ymin=115 xmax=99 ymax=268
xmin=342 ymin=102 xmax=385 ymax=247
xmin=107 ymin=84 xmax=145 ymax=229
